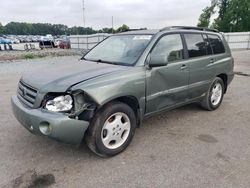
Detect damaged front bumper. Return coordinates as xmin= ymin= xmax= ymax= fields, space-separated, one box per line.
xmin=11 ymin=95 xmax=89 ymax=145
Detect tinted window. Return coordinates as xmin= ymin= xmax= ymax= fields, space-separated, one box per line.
xmin=151 ymin=34 xmax=184 ymax=62
xmin=207 ymin=34 xmax=225 ymax=54
xmin=185 ymin=34 xmax=207 ymax=58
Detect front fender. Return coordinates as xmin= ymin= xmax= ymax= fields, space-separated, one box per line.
xmin=71 ymin=67 xmax=146 ymax=114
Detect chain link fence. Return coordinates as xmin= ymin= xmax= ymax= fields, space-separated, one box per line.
xmin=69 ymin=34 xmax=110 ymax=50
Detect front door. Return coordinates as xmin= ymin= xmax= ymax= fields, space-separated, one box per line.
xmin=146 ymin=34 xmax=189 ymax=114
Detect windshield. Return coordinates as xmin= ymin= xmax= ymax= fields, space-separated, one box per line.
xmin=84 ymin=35 xmax=152 ymax=66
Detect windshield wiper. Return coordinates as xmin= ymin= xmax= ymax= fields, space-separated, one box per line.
xmin=84 ymin=58 xmax=121 ymax=65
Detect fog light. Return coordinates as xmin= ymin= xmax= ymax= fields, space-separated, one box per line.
xmin=39 ymin=122 xmax=52 ymax=135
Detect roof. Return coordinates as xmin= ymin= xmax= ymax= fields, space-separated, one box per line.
xmin=161 ymin=26 xmax=219 ymax=33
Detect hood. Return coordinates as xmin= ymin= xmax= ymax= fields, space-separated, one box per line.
xmin=21 ymin=60 xmax=126 ymax=93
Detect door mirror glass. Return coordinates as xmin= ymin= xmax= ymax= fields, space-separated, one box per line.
xmin=148 ymin=54 xmax=168 ymax=67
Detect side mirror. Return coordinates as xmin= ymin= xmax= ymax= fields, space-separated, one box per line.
xmin=148 ymin=54 xmax=168 ymax=67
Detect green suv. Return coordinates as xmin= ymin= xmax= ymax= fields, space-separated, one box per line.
xmin=11 ymin=26 xmax=234 ymax=157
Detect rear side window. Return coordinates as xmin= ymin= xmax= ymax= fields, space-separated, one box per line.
xmin=207 ymin=34 xmax=225 ymax=54
xmin=184 ymin=34 xmax=207 ymax=58
xmin=202 ymin=34 xmax=213 ymax=55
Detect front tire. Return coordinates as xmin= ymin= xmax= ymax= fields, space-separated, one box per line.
xmin=85 ymin=101 xmax=136 ymax=157
xmin=201 ymin=77 xmax=225 ymax=111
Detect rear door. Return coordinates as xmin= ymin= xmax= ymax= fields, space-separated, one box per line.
xmin=145 ymin=33 xmax=189 ymax=114
xmin=206 ymin=34 xmax=229 ymax=72
xmin=183 ymin=33 xmax=214 ymax=99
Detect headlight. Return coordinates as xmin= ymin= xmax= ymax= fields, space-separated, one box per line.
xmin=45 ymin=95 xmax=73 ymax=112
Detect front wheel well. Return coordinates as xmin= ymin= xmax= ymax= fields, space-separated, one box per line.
xmin=217 ymin=74 xmax=228 ymax=93
xmin=100 ymin=96 xmax=141 ymax=126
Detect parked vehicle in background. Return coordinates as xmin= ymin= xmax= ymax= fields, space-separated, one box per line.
xmin=39 ymin=40 xmax=55 ymax=49
xmin=58 ymin=37 xmax=71 ymax=49
xmin=45 ymin=34 xmax=54 ymax=41
xmin=9 ymin=37 xmax=20 ymax=44
xmin=40 ymin=34 xmax=55 ymax=49
xmin=0 ymin=37 xmax=12 ymax=44
xmin=0 ymin=37 xmax=5 ymax=44
xmin=1 ymin=35 xmax=53 ymax=44
xmin=17 ymin=36 xmax=27 ymax=43
xmin=54 ymin=39 xmax=61 ymax=47
xmin=11 ymin=26 xmax=234 ymax=157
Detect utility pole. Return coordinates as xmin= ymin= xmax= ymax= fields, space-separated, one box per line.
xmin=82 ymin=0 xmax=87 ymax=35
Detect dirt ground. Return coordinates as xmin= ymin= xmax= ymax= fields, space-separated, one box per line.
xmin=0 ymin=51 xmax=250 ymax=188
xmin=0 ymin=48 xmax=84 ymax=62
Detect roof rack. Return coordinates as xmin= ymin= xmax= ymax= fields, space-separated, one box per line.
xmin=128 ymin=28 xmax=147 ymax=31
xmin=119 ymin=28 xmax=147 ymax=33
xmin=160 ymin=26 xmax=219 ymax=33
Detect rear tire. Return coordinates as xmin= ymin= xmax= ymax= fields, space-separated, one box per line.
xmin=201 ymin=77 xmax=225 ymax=111
xmin=85 ymin=101 xmax=136 ymax=157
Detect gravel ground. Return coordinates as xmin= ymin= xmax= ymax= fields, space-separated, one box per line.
xmin=0 ymin=50 xmax=250 ymax=188
xmin=0 ymin=44 xmax=85 ymax=61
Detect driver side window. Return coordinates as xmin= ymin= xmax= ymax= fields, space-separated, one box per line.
xmin=151 ymin=34 xmax=184 ymax=63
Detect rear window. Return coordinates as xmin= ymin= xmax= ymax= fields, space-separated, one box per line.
xmin=184 ymin=34 xmax=207 ymax=58
xmin=207 ymin=34 xmax=225 ymax=54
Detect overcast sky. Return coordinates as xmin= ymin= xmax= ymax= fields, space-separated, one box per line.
xmin=1 ymin=0 xmax=211 ymax=29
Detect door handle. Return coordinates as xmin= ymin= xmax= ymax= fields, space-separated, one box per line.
xmin=180 ymin=64 xmax=187 ymax=70
xmin=209 ymin=58 xmax=215 ymax=64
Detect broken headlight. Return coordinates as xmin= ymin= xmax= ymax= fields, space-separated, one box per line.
xmin=45 ymin=95 xmax=73 ymax=112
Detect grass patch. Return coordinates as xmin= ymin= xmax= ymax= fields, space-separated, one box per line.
xmin=23 ymin=53 xmax=35 ymax=59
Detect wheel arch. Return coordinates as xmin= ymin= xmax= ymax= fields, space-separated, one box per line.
xmin=216 ymin=73 xmax=228 ymax=93
xmin=98 ymin=95 xmax=141 ymax=127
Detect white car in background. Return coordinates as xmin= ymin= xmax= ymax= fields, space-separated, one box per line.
xmin=40 ymin=34 xmax=54 ymax=42
xmin=11 ymin=38 xmax=20 ymax=44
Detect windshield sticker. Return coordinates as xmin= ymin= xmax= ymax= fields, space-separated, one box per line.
xmin=133 ymin=35 xmax=152 ymax=40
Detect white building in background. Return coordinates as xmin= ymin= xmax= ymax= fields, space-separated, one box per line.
xmin=224 ymin=32 xmax=250 ymax=50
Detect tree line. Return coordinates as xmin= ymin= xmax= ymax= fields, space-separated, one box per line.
xmin=198 ymin=0 xmax=250 ymax=32
xmin=0 ymin=22 xmax=131 ymax=35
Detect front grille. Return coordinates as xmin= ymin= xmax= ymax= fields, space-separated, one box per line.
xmin=17 ymin=81 xmax=38 ymax=108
